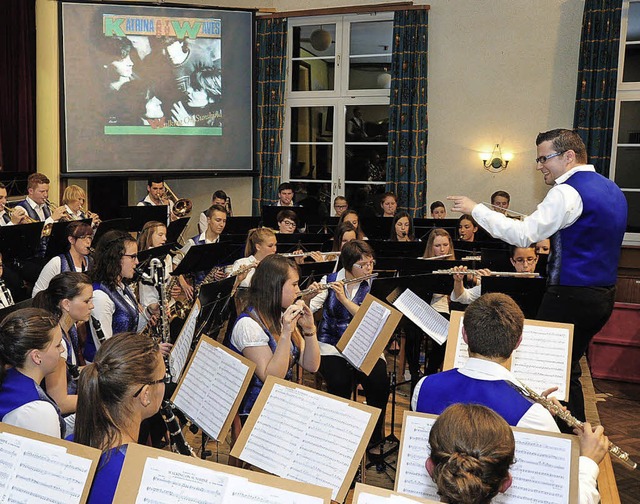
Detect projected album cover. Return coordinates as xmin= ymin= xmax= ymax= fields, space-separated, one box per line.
xmin=61 ymin=3 xmax=253 ymax=173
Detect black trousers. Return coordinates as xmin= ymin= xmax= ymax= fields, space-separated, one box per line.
xmin=536 ymin=284 xmax=616 ymax=423
xmin=319 ymin=355 xmax=389 ymax=444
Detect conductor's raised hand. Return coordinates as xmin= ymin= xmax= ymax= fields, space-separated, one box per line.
xmin=447 ymin=196 xmax=478 ymax=215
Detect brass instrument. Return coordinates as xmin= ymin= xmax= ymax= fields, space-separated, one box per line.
xmin=432 ymin=268 xmax=540 ymax=278
xmin=296 ymin=272 xmax=378 ymax=300
xmin=163 ymin=183 xmax=193 ymax=218
xmin=515 ymin=382 xmax=637 ymax=470
xmin=4 ymin=205 xmax=38 ymax=224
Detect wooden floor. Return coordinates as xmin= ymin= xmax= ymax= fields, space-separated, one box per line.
xmin=182 ymin=354 xmax=640 ymax=503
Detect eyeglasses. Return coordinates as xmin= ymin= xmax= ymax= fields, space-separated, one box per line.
xmin=535 ymin=151 xmax=565 ymax=164
xmin=122 ymin=253 xmax=138 ymax=260
xmin=354 ymin=260 xmax=376 ymax=269
xmin=133 ymin=376 xmax=168 ymax=397
xmin=514 ymin=257 xmax=537 ymax=264
xmin=334 ymin=204 xmax=348 ymax=210
xmin=280 ymin=220 xmax=296 ymax=227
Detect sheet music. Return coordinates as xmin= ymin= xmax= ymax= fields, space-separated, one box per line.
xmin=239 ymin=383 xmax=372 ymax=500
xmin=511 ymin=324 xmax=570 ymax=401
xmin=223 ymin=479 xmax=324 ymax=504
xmin=356 ymin=490 xmax=433 ymax=503
xmin=342 ymin=300 xmax=390 ymax=368
xmin=173 ymin=342 xmax=249 ymax=440
xmin=169 ymin=301 xmax=201 ymax=382
xmin=451 ymin=316 xmax=470 ymax=369
xmin=0 ymin=432 xmax=92 ymax=504
xmin=392 ymin=289 xmax=449 ymax=345
xmin=397 ymin=415 xmax=574 ymax=504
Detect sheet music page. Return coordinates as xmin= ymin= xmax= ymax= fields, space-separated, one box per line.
xmin=169 ymin=301 xmax=201 ymax=382
xmin=511 ymin=324 xmax=571 ymax=400
xmin=239 ymin=383 xmax=372 ymax=500
xmin=135 ymin=457 xmax=233 ymax=503
xmin=395 ymin=415 xmax=439 ymax=501
xmin=494 ymin=430 xmax=572 ymax=504
xmin=451 ymin=316 xmax=470 ymax=369
xmin=342 ymin=300 xmax=390 ymax=368
xmin=392 ymin=289 xmax=449 ymax=345
xmin=354 ymin=494 xmax=389 ymax=504
xmin=223 ymin=479 xmax=325 ymax=504
xmin=0 ymin=432 xmax=92 ymax=504
xmin=173 ymin=342 xmax=249 ymax=440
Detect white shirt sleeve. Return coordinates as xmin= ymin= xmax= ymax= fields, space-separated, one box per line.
xmin=450 ymin=284 xmax=481 ymax=304
xmin=309 ymin=275 xmax=329 ymax=313
xmin=3 ymin=401 xmax=62 ymax=438
xmin=32 ymin=256 xmax=62 ymax=296
xmin=91 ymin=290 xmax=115 ymax=341
xmin=515 ymin=403 xmax=561 ymax=433
xmin=578 ymin=456 xmax=600 ymax=504
xmin=230 ymin=317 xmax=270 ymax=352
xmin=198 ymin=212 xmax=208 ymax=234
xmin=411 ymin=376 xmax=427 ymax=411
xmin=472 ymin=184 xmax=583 ymax=247
xmin=138 ymin=281 xmax=159 ymax=309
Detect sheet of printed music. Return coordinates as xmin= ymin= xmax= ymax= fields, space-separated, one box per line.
xmin=169 ymin=301 xmax=201 ymax=382
xmin=392 ymin=289 xmax=449 ymax=345
xmin=396 ymin=413 xmax=573 ymax=504
xmin=342 ymin=300 xmax=390 ymax=368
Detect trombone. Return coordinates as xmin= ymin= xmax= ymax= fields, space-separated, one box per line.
xmin=163 ymin=183 xmax=193 ymax=218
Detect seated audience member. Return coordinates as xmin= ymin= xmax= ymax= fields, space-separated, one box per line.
xmin=199 ymin=190 xmax=230 ymax=233
xmin=430 ymin=200 xmax=447 ymax=219
xmin=380 ymin=192 xmax=398 ymax=217
xmin=389 ymin=211 xmax=416 ymax=242
xmin=276 ymin=182 xmax=296 ymax=207
xmin=333 ymin=196 xmax=349 ymax=217
xmin=309 ymin=240 xmax=389 ymax=448
xmin=510 ymin=245 xmax=538 ymax=273
xmin=339 ymin=209 xmax=367 ymax=240
xmin=427 ymin=402 xmax=607 ymax=504
xmin=277 ymin=209 xmax=298 ymax=234
xmin=0 ymin=308 xmax=65 ymax=437
xmin=74 ymin=333 xmax=166 ymax=504
xmin=535 ymin=238 xmax=551 ymax=255
xmin=458 ymin=214 xmax=478 ymax=242
xmin=491 ymin=190 xmax=511 ymax=214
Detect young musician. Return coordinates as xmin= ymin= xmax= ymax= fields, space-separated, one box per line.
xmin=380 ymin=192 xmax=398 ymax=217
xmin=490 ymin=190 xmax=511 ymax=213
xmin=32 ymin=221 xmax=93 ymax=295
xmin=230 ymin=227 xmax=277 ymax=289
xmin=86 ymin=230 xmax=148 ymax=361
xmin=458 ymin=214 xmax=478 ymax=242
xmin=430 ymin=200 xmax=446 ymax=219
xmin=276 ymin=182 xmax=296 ymax=207
xmin=33 ymin=273 xmax=94 ymax=434
xmin=228 ymin=255 xmax=320 ymax=419
xmin=74 ymin=333 xmax=166 ymax=504
xmin=276 ymin=209 xmax=298 ymax=234
xmin=535 ymin=238 xmax=551 ymax=255
xmin=62 ymin=185 xmax=101 ymax=227
xmin=137 ymin=175 xmax=174 ymax=224
xmin=389 ymin=211 xmax=415 ymax=242
xmin=510 ymin=245 xmax=538 ymax=273
xmin=309 ymin=240 xmax=389 ymax=448
xmin=333 ymin=196 xmax=349 ymax=217
xmin=198 ymin=189 xmax=231 ymax=233
xmin=0 ymin=308 xmax=65 ymax=437
xmin=0 ymin=181 xmax=28 ymax=225
xmin=15 ymin=173 xmax=67 ymax=223
xmin=339 ymin=209 xmax=367 ymax=240
xmin=332 ymin=222 xmax=358 ymax=252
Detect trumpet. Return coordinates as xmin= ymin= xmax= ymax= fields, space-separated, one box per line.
xmin=296 ymin=272 xmax=378 ymax=300
xmin=4 ymin=205 xmax=37 ymax=224
xmin=163 ymin=183 xmax=192 ymax=218
xmin=515 ymin=382 xmax=637 ymax=470
xmin=432 ymin=268 xmax=540 ymax=278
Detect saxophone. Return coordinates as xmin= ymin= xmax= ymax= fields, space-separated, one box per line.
xmin=516 ymin=382 xmax=637 ymax=470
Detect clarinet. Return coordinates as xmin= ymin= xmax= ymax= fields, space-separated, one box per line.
xmin=150 ymin=258 xmax=196 ymax=457
xmin=516 ymin=382 xmax=637 ymax=470
xmin=91 ymin=315 xmax=106 ymax=344
xmin=0 ymin=279 xmax=14 ymax=309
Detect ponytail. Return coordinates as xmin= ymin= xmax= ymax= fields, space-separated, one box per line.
xmin=32 ymin=272 xmax=91 ymax=318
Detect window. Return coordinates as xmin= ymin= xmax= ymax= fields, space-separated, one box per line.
xmin=283 ymin=14 xmax=393 ymax=219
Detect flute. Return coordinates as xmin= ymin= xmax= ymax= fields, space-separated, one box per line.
xmin=432 ymin=268 xmax=540 ymax=278
xmin=419 ymin=254 xmax=452 ymax=260
xmin=295 ymin=272 xmax=378 ymax=299
xmin=280 ymin=251 xmax=341 ymax=258
xmin=515 ymin=382 xmax=637 ymax=470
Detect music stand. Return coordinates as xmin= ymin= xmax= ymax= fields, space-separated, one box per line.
xmin=119 ymin=205 xmax=168 ymax=232
xmin=44 ymin=219 xmax=92 ymax=258
xmin=481 ymin=276 xmax=547 ymax=319
xmin=276 ymin=233 xmax=322 ymax=245
xmin=360 ymin=216 xmax=393 ymax=240
xmin=137 ymin=243 xmax=176 ymax=265
xmin=172 ymin=243 xmax=237 ymax=277
xmin=0 ymin=222 xmax=45 ymax=261
xmin=197 ymin=276 xmax=236 ymax=341
xmin=306 ymin=216 xmax=340 ymax=235
xmin=261 ymin=205 xmax=309 ymax=230
xmin=224 ymin=216 xmax=261 ymax=235
xmin=298 ymin=260 xmax=336 ymax=289
xmin=365 ymin=240 xmax=424 ymax=258
xmin=92 ymin=218 xmax=131 ymax=246
xmin=167 ymin=217 xmax=190 ymax=244
xmin=0 ymin=298 xmax=32 ymax=321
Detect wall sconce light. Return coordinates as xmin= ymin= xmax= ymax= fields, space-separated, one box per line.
xmin=481 ymin=144 xmax=512 ymax=173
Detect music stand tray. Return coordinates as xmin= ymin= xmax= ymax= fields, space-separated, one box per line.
xmin=92 ymin=218 xmax=132 ymax=246
xmin=0 ymin=222 xmax=45 ymax=260
xmin=44 ymin=219 xmax=92 ymax=258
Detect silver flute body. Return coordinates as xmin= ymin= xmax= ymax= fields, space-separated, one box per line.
xmin=432 ymin=268 xmax=540 ymax=278
xmin=296 ymin=272 xmax=378 ymax=299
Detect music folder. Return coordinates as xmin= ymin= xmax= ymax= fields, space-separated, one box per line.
xmin=172 ymin=242 xmax=236 ymax=276
xmin=166 ymin=216 xmax=190 ymax=243
xmin=136 ymin=243 xmax=176 ymax=265
xmin=0 ymin=222 xmax=45 ymax=260
xmin=92 ymin=217 xmax=131 ymax=246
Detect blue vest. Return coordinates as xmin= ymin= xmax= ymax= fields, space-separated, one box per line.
xmin=317 ymin=272 xmax=370 ymax=346
xmin=84 ymin=283 xmax=139 ymax=362
xmin=227 ymin=309 xmax=300 ymax=415
xmin=86 ymin=446 xmax=127 ymax=504
xmin=0 ymin=367 xmax=65 ymax=437
xmin=16 ymin=199 xmax=51 ymax=221
xmin=59 ymin=252 xmax=91 ymax=273
xmin=549 ymin=171 xmax=627 ymax=287
xmin=415 ymin=369 xmax=534 ymax=427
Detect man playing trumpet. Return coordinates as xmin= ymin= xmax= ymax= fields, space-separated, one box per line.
xmin=15 ymin=173 xmax=68 ymax=224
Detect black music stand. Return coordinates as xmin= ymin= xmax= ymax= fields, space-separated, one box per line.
xmin=261 ymin=205 xmax=309 ymax=231
xmin=196 ymin=276 xmax=236 ymax=342
xmin=0 ymin=298 xmax=32 ymax=321
xmin=306 ymin=216 xmax=339 ymax=235
xmin=0 ymin=222 xmax=45 ymax=261
xmin=360 ymin=216 xmax=393 ymax=240
xmin=365 ymin=240 xmax=424 ymax=258
xmin=276 ymin=233 xmax=323 ymax=245
xmin=224 ymin=216 xmax=261 ymax=235
xmin=298 ymin=260 xmax=336 ymax=289
xmin=167 ymin=217 xmax=190 ymax=244
xmin=137 ymin=243 xmax=176 ymax=264
xmin=92 ymin=218 xmax=131 ymax=246
xmin=481 ymin=276 xmax=547 ymax=319
xmin=172 ymin=243 xmax=238 ymax=277
xmin=44 ymin=219 xmax=92 ymax=258
xmin=374 ymin=257 xmax=466 ymax=275
xmin=119 ymin=205 xmax=168 ymax=232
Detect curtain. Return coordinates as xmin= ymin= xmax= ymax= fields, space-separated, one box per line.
xmin=253 ymin=18 xmax=288 ymax=215
xmin=0 ymin=0 xmax=36 ymax=173
xmin=386 ymin=9 xmax=429 ymax=217
xmin=573 ymin=0 xmax=623 ymax=176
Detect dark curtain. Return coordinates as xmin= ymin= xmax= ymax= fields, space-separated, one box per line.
xmin=386 ymin=9 xmax=429 ymax=217
xmin=0 ymin=0 xmax=36 ymax=173
xmin=573 ymin=0 xmax=623 ymax=176
xmin=253 ymin=18 xmax=288 ymax=215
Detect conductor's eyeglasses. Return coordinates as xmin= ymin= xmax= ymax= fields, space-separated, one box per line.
xmin=535 ymin=151 xmax=565 ymax=164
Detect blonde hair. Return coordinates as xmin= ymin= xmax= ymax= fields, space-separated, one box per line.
xmin=245 ymin=228 xmax=276 ymax=257
xmin=137 ymin=221 xmax=166 ymax=252
xmin=423 ymin=229 xmax=456 ymax=259
xmin=62 ymin=185 xmax=87 ymax=206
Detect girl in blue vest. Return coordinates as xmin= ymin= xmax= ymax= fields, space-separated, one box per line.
xmin=308 ymin=240 xmax=389 ymax=447
xmin=0 ymin=308 xmax=66 ymax=438
xmin=32 ymin=221 xmax=93 ymax=295
xmin=228 ymin=255 xmax=321 ymax=421
xmin=33 ymin=272 xmax=94 ymax=429
xmin=85 ymin=230 xmax=149 ymax=362
xmin=75 ymin=332 xmax=166 ymax=504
